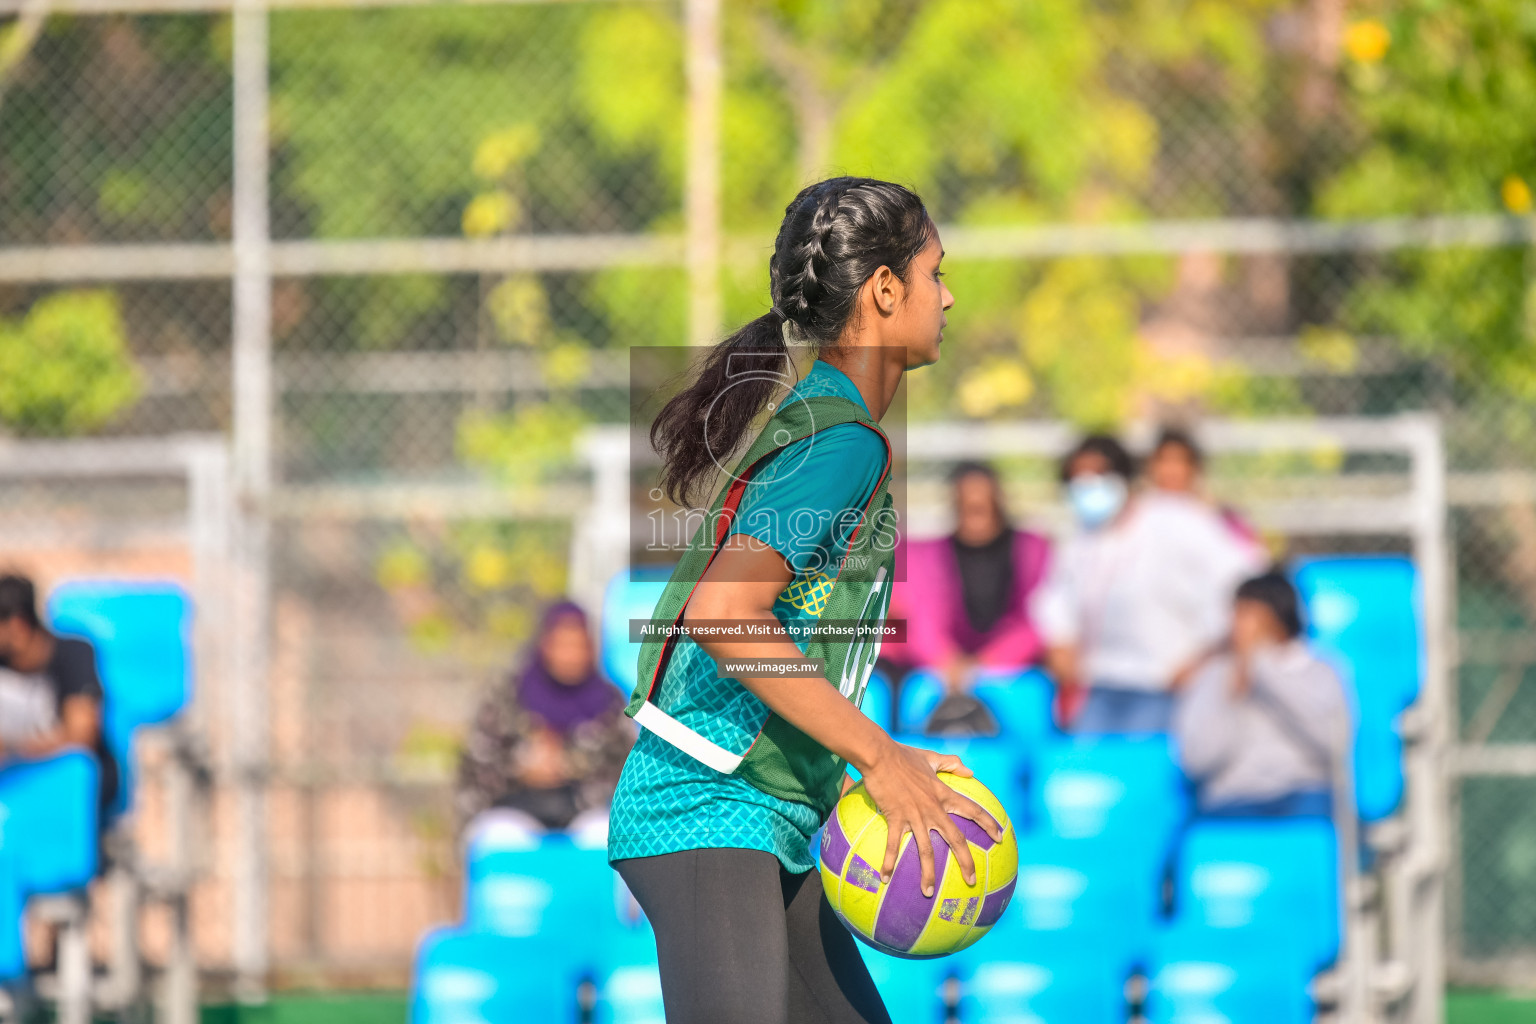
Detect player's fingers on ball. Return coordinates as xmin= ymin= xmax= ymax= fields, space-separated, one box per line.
xmin=941 ymin=754 xmax=975 ymax=777
xmin=915 ymin=826 xmax=938 ymax=897
xmin=947 ymin=791 xmax=1004 ymax=841
xmin=881 ymin=817 xmax=905 ymax=883
xmin=936 ymin=814 xmax=978 ymax=885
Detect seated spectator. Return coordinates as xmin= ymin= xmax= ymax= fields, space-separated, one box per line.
xmin=1145 ymin=425 xmax=1257 ymax=542
xmin=880 ymin=462 xmax=1050 ymax=734
xmin=0 ymin=574 xmax=118 ymax=814
xmin=1174 ymin=571 xmax=1349 ymax=818
xmin=456 ymin=600 xmax=635 ymax=835
xmin=885 ymin=462 xmax=1050 ymax=687
xmin=1034 ymin=435 xmax=1265 ymax=735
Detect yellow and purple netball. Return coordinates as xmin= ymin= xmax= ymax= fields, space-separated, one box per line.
xmin=819 ymin=772 xmax=1018 ymax=958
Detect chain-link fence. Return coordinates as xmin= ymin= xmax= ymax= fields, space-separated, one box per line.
xmin=3 ymin=0 xmax=1535 ymax=999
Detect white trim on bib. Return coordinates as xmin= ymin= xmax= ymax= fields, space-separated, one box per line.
xmin=633 ymin=701 xmax=746 ymax=775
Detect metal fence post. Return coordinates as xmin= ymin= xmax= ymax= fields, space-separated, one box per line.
xmin=231 ymin=0 xmax=273 ymax=1002
xmin=1409 ymin=414 xmax=1450 ymax=1024
xmin=685 ymin=0 xmax=721 ymax=348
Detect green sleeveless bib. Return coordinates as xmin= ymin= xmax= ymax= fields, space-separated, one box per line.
xmin=625 ymin=395 xmax=898 ymax=818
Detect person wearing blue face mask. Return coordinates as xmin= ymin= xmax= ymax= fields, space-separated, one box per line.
xmin=1031 ymin=433 xmax=1265 ymax=734
xmin=1067 ymin=467 xmax=1129 ymax=530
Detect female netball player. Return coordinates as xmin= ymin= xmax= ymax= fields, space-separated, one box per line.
xmin=608 ymin=177 xmax=1002 ymax=1024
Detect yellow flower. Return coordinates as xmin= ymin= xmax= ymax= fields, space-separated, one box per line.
xmin=541 ymin=343 xmax=592 ymax=388
xmin=957 ymin=361 xmax=1034 ymax=418
xmin=1139 ymin=351 xmax=1215 ymax=403
xmin=1502 ymin=175 xmax=1533 ymax=215
xmin=465 ymin=545 xmax=511 ymax=591
xmin=1299 ymin=327 xmax=1360 ymax=374
xmin=1310 ymin=443 xmax=1345 ymax=474
xmin=473 ymin=124 xmax=540 ymax=181
xmin=1344 ymin=20 xmax=1390 ymax=64
xmin=408 ymin=612 xmax=455 ymax=654
xmin=526 ymin=553 xmax=567 ymax=599
xmin=462 ymin=192 xmax=518 ymax=237
xmin=376 ymin=541 xmax=429 ymax=590
xmin=487 ymin=276 xmax=549 ymax=344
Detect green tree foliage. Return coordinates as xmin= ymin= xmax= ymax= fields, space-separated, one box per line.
xmin=570 ymin=0 xmax=1291 ymax=424
xmin=264 ymin=1 xmax=1307 ymax=424
xmin=268 ymin=4 xmax=680 ymax=350
xmin=271 ymin=7 xmax=677 ymax=239
xmin=456 ymin=401 xmax=589 ymax=487
xmin=0 ymin=17 xmax=231 ymax=244
xmin=0 ymin=290 xmax=140 ymax=435
xmin=374 ymin=521 xmax=569 ymax=656
xmin=1321 ymin=2 xmax=1536 ymax=398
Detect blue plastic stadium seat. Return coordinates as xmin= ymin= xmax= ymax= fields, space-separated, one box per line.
xmin=900 ymin=669 xmax=1057 ymax=741
xmin=1293 ymin=555 xmax=1421 ymax=712
xmin=421 ymin=829 xmax=652 ymax=1023
xmin=1012 ymin=837 xmax=1155 ymax=959
xmin=600 ymin=568 xmax=673 ymax=695
xmin=949 ymin=837 xmax=1148 ymax=1023
xmin=899 ymin=669 xmax=1056 ymax=742
xmin=1354 ymin=726 xmax=1405 ymax=824
xmin=1145 ymin=930 xmax=1315 ymax=1024
xmin=971 ymin=669 xmax=1056 ymax=741
xmin=411 ymin=925 xmax=576 ymax=1024
xmin=595 ymin=963 xmax=665 ymax=1024
xmin=1293 ymin=555 xmax=1421 ymax=822
xmin=1171 ymin=818 xmax=1341 ymax=973
xmin=1028 ymin=737 xmax=1188 ymax=855
xmin=861 ymin=668 xmax=895 ymax=733
xmin=47 ymin=581 xmax=193 ymax=821
xmin=457 ymin=826 xmax=665 ymax=1023
xmin=897 ymin=670 xmax=945 ymax=736
xmin=0 ymin=751 xmax=100 ymax=895
xmin=958 ymin=934 xmax=1127 ymax=1024
xmin=0 ymin=853 xmax=25 ymax=983
xmin=592 ymin=880 xmax=663 ymax=1024
xmin=464 ymin=832 xmax=611 ymax=940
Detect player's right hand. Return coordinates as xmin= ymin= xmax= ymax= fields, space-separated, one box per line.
xmin=859 ymin=740 xmax=1002 ymax=898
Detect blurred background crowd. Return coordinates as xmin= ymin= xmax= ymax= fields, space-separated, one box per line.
xmin=1 ymin=0 xmax=1536 ymax=1019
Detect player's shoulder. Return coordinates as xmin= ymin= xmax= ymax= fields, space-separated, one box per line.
xmin=761 ymin=419 xmax=886 ymax=483
xmin=802 ymin=419 xmax=888 ymax=461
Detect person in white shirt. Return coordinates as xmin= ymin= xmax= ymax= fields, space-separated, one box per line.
xmin=1033 ymin=434 xmax=1266 ymax=733
xmin=1175 ymin=571 xmax=1349 ymax=817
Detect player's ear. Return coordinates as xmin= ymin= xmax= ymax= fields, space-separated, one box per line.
xmin=867 ymin=265 xmax=901 ymax=316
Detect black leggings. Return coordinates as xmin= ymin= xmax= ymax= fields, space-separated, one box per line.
xmin=615 ymin=848 xmax=892 ymax=1024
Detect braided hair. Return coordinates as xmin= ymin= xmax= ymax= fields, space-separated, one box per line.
xmin=651 ymin=177 xmax=934 ymax=505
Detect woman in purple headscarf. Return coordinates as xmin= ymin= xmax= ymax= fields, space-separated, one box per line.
xmin=456 ymin=601 xmax=636 ymax=832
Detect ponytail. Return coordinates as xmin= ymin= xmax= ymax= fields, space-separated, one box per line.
xmin=649 ymin=311 xmax=790 ymax=506
xmin=651 ymin=176 xmax=932 ymax=507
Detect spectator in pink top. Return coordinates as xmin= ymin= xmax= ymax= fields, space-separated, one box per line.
xmin=882 ymin=462 xmax=1051 ymax=699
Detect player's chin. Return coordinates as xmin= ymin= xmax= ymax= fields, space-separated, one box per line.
xmin=905 ymin=334 xmax=943 ymax=369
